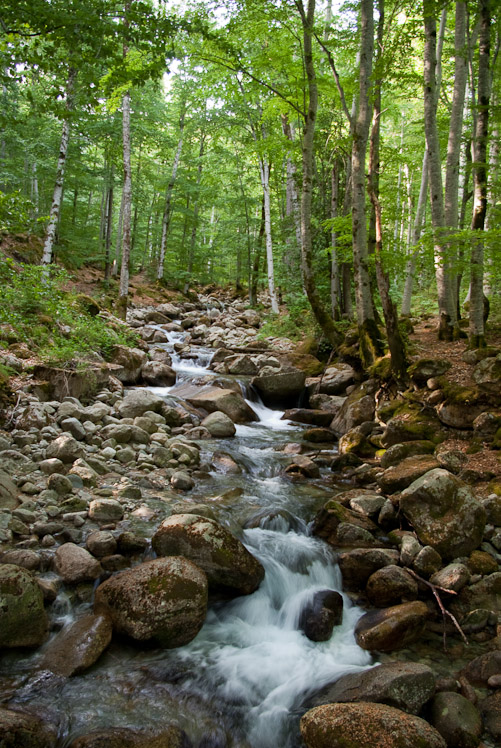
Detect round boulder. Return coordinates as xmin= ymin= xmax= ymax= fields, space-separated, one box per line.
xmin=429 ymin=692 xmax=482 ymax=748
xmin=94 ymin=556 xmax=207 ymax=647
xmin=299 ymin=590 xmax=343 ymax=641
xmin=354 ymin=601 xmax=429 ymax=652
xmin=366 ymin=565 xmax=418 ymax=607
xmin=201 ymin=411 xmax=236 ymax=438
xmin=300 ymin=702 xmax=446 ymax=748
xmin=53 ymin=543 xmax=102 ymax=584
xmin=152 ymin=514 xmax=265 ymax=595
xmin=117 ymin=389 xmax=165 ymax=419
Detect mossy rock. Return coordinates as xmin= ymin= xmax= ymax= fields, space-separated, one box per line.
xmin=0 ymin=564 xmax=49 ymax=648
xmin=382 ymin=402 xmax=444 ymax=447
xmin=408 ymin=358 xmax=451 ymax=383
xmin=368 ymin=355 xmax=393 ymax=381
xmin=287 ymin=352 xmax=324 ymax=377
xmin=74 ymin=294 xmax=101 ymax=317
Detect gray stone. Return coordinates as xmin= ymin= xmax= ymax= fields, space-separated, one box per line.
xmin=0 ymin=564 xmax=49 ymax=648
xmin=429 ymin=691 xmax=482 ymax=748
xmin=41 ymin=613 xmax=112 ymax=677
xmin=88 ymin=498 xmax=124 ymax=523
xmin=53 ymin=543 xmax=102 ymax=584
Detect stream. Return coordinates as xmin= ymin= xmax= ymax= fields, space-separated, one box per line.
xmin=0 ymin=330 xmax=373 ymax=747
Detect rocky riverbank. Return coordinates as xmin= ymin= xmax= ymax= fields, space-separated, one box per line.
xmin=1 ymin=294 xmax=501 ymax=748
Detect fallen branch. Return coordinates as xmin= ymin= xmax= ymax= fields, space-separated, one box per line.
xmin=407 ymin=568 xmax=469 ymax=649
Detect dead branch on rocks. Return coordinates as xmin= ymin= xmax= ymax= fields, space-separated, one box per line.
xmin=407 ymin=568 xmax=469 ymax=650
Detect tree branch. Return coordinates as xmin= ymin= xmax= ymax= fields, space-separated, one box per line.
xmin=313 ymin=33 xmax=353 ymax=127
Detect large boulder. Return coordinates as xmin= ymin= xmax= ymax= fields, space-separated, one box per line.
xmin=312 ymin=500 xmax=379 ymax=547
xmin=140 ymin=360 xmax=176 ymax=387
xmin=0 ymin=708 xmax=57 ymax=748
xmin=0 ymin=564 xmax=49 ymax=648
xmin=300 ymin=703 xmax=446 ymax=748
xmin=354 ymin=601 xmax=429 ymax=652
xmin=408 ymin=358 xmax=452 ymax=383
xmin=381 ymin=403 xmax=444 ymax=447
xmin=152 ymin=514 xmax=264 ymax=595
xmin=311 ymin=662 xmax=436 ymax=715
xmin=117 ymin=389 xmax=165 ymax=418
xmin=473 ymin=353 xmax=501 ymax=402
xmin=53 ymin=543 xmax=103 ymax=584
xmin=377 ymin=455 xmax=440 ymax=494
xmin=337 ymin=549 xmax=400 ymax=591
xmin=94 ymin=556 xmax=207 ymax=647
xmin=0 ymin=469 xmax=18 ymax=509
xmin=67 ymin=726 xmax=190 ymax=748
xmin=251 ymin=368 xmax=306 ymax=407
xmin=201 ymin=411 xmax=236 ymax=437
xmin=46 ymin=434 xmax=83 ymax=464
xmin=41 ymin=614 xmax=112 ymax=676
xmin=174 ymin=383 xmax=257 ymax=423
xmin=399 ymin=469 xmax=486 ymax=561
xmin=429 ymin=692 xmax=482 ymax=748
xmin=330 ymin=383 xmax=376 ymax=436
xmin=313 ymin=364 xmax=356 ymax=395
xmin=366 ymin=565 xmax=418 ymax=607
xmin=109 ymin=346 xmax=148 ymax=384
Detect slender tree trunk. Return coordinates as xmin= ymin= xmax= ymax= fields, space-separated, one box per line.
xmin=401 ymin=152 xmax=428 ymax=316
xmin=297 ymin=0 xmax=341 ymax=345
xmin=469 ymin=0 xmax=491 ymax=347
xmin=251 ymin=199 xmax=265 ymax=305
xmin=42 ymin=67 xmax=76 ymax=266
xmin=484 ymin=97 xmax=499 ymax=296
xmin=157 ymin=105 xmax=185 ymax=281
xmin=118 ymin=87 xmax=132 ymax=318
xmin=31 ymin=163 xmax=39 ymax=217
xmin=281 ymin=115 xmax=302 ymax=276
xmin=258 ymin=157 xmax=279 ymax=313
xmin=330 ymin=159 xmax=341 ymax=320
xmin=113 ymin=190 xmax=124 ymax=278
xmin=184 ymin=133 xmax=205 ymax=295
xmin=104 ymin=166 xmax=114 ymax=281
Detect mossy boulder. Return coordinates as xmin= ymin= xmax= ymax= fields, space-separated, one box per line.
xmin=399 ymin=469 xmax=486 ymax=561
xmin=429 ymin=692 xmax=482 ymax=748
xmin=380 ymin=441 xmax=435 ymax=469
xmin=312 ymin=501 xmax=379 ymax=548
xmin=330 ymin=382 xmax=376 ymax=436
xmin=94 ymin=556 xmax=207 ymax=647
xmin=355 ymin=601 xmax=429 ymax=653
xmin=408 ymin=358 xmax=452 ymax=383
xmin=300 ymin=702 xmax=446 ymax=748
xmin=152 ymin=514 xmax=265 ymax=595
xmin=473 ymin=353 xmax=501 ymax=402
xmin=0 ymin=564 xmax=49 ymax=648
xmin=74 ymin=294 xmax=101 ymax=317
xmin=381 ymin=402 xmax=444 ymax=447
xmin=377 ymin=455 xmax=440 ymax=494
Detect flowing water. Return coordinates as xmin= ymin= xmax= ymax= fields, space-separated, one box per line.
xmin=0 ymin=330 xmax=373 ymax=747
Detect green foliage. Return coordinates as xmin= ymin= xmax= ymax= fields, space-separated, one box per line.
xmin=258 ymin=294 xmax=319 ymax=341
xmin=0 ymin=258 xmax=138 ymax=364
xmin=0 ymin=191 xmax=43 ymax=233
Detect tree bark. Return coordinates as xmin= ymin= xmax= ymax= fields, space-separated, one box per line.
xmin=258 ymin=156 xmax=279 ymax=313
xmin=118 ymin=86 xmax=132 ymax=318
xmin=401 ymin=152 xmax=428 ymax=316
xmin=42 ymin=67 xmax=76 ymax=266
xmin=469 ymin=0 xmax=491 ymax=347
xmin=157 ymin=104 xmax=185 ymax=281
xmin=184 ymin=132 xmax=205 ymax=294
xmin=296 ymin=0 xmax=341 ymax=346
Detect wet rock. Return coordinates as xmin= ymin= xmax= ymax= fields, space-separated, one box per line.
xmin=302 ymin=427 xmax=336 ymax=443
xmin=211 ymin=451 xmax=241 ymax=475
xmin=41 ymin=613 xmax=112 ymax=676
xmin=468 ymin=550 xmax=498 ymax=575
xmin=413 ymin=545 xmax=442 ymax=577
xmin=300 ymin=702 xmax=446 ymax=748
xmin=337 ymin=549 xmax=399 ymax=591
xmin=61 ymin=417 xmax=87 ymax=440
xmin=366 ymin=565 xmax=418 ymax=607
xmin=109 ymin=346 xmax=148 ymax=384
xmin=429 ymin=692 xmax=482 ymax=748
xmin=152 ymin=514 xmax=265 ymax=595
xmin=0 ymin=564 xmax=49 ymax=649
xmin=283 ymin=408 xmax=333 ymax=427
xmin=480 ymin=691 xmax=501 ymax=742
xmin=94 ymin=556 xmax=207 ymax=647
xmin=88 ymin=499 xmax=124 ymax=523
xmin=299 ymin=590 xmax=343 ymax=641
xmin=226 ymin=354 xmax=258 ymax=376
xmin=454 ymin=572 xmax=501 ymax=617
xmin=283 ymin=454 xmax=320 ymax=479
xmin=430 ymin=563 xmax=470 ymax=592
xmin=141 ymin=360 xmax=176 ymax=387
xmin=354 ymin=601 xmax=429 ymax=652
xmin=0 ymin=548 xmax=40 ymax=570
xmin=201 ymin=411 xmax=236 ymax=438
xmin=335 ymin=523 xmax=378 ymax=548
xmin=0 ymin=707 xmax=57 ymax=748
xmin=349 ymin=494 xmax=386 ymax=519
xmin=170 ymin=471 xmax=195 ymax=491
xmin=46 ymin=434 xmax=83 ymax=463
xmin=117 ymin=389 xmax=165 ymax=419
xmin=68 ymin=726 xmax=192 ymax=748
xmin=311 ymin=662 xmax=436 ymax=715
xmin=251 ymin=367 xmax=306 ymax=407
xmin=313 ymin=500 xmax=378 ymax=547
xmin=461 ymin=651 xmax=501 ymax=687
xmin=116 ymin=531 xmax=148 ymax=555
xmin=338 ymin=426 xmax=375 ymax=458
xmin=176 ymin=383 xmax=257 ymax=423
xmin=86 ymin=531 xmax=117 ymax=558
xmin=53 ymin=543 xmax=102 ymax=584
xmin=399 ymin=469 xmax=486 ymax=561
xmin=378 ymin=455 xmax=440 ymax=494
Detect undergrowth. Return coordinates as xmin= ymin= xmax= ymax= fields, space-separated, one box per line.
xmin=0 ymin=258 xmax=138 ymax=365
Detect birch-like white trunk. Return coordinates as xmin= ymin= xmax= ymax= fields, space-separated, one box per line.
xmin=42 ymin=68 xmax=76 ymax=265
xmin=118 ymin=89 xmax=132 ymax=313
xmin=401 ymin=151 xmax=428 ymax=316
xmin=258 ymin=158 xmax=279 ymax=313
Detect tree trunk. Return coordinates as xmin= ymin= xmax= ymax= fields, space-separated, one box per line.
xmin=157 ymin=105 xmax=185 ymax=281
xmin=469 ymin=0 xmax=491 ymax=347
xmin=352 ymin=0 xmax=382 ymax=364
xmin=423 ymin=0 xmax=455 ymax=340
xmin=401 ymin=151 xmax=428 ymax=316
xmin=281 ymin=115 xmax=302 ymax=276
xmin=104 ymin=166 xmax=114 ymax=281
xmin=42 ymin=67 xmax=76 ymax=266
xmin=258 ymin=157 xmax=279 ymax=313
xmin=183 ymin=133 xmax=205 ymax=295
xmin=113 ymin=189 xmax=124 ymax=278
xmin=297 ymin=0 xmax=341 ymax=346
xmin=117 ymin=87 xmax=132 ymax=319
xmin=330 ymin=159 xmax=341 ymax=320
